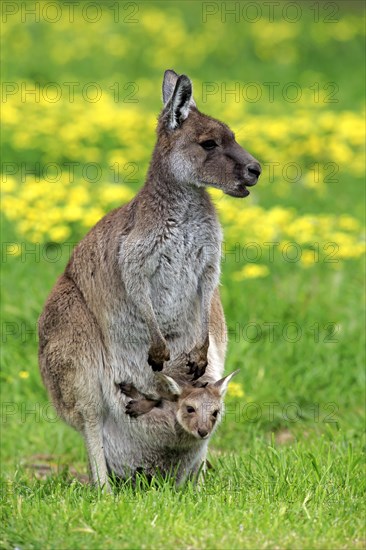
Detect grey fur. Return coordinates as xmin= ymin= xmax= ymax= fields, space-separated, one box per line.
xmin=38 ymin=70 xmax=260 ymax=490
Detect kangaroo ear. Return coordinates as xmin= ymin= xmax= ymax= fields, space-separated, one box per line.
xmin=155 ymin=373 xmax=182 ymax=397
xmin=165 ymin=74 xmax=195 ymax=130
xmin=213 ymin=369 xmax=241 ymax=396
xmin=162 ymin=69 xmax=179 ymax=105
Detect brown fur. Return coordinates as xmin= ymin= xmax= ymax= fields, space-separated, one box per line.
xmin=38 ymin=70 xmax=260 ymax=488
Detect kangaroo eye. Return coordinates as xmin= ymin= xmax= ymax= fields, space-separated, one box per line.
xmin=186 ymin=406 xmax=195 ymax=414
xmin=200 ymin=140 xmax=217 ymax=151
xmin=212 ymin=410 xmax=219 ymax=418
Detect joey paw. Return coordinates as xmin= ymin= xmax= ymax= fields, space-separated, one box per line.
xmin=118 ymin=382 xmax=136 ymax=398
xmin=125 ymin=400 xmax=141 ymax=418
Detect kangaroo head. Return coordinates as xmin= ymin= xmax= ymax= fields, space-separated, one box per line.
xmin=156 ymin=69 xmax=261 ymax=198
xmin=156 ymin=369 xmax=240 ymax=439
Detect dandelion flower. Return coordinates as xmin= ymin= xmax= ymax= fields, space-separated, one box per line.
xmin=227 ymin=382 xmax=245 ymax=398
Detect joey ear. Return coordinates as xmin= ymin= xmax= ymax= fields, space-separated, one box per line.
xmin=165 ymin=74 xmax=195 ymax=130
xmin=155 ymin=373 xmax=182 ymax=397
xmin=213 ymin=369 xmax=241 ymax=396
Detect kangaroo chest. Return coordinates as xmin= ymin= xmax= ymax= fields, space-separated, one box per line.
xmin=156 ymin=216 xmax=220 ymax=276
xmin=149 ymin=213 xmax=222 ymax=323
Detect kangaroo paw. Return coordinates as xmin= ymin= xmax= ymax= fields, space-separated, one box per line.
xmin=148 ymin=343 xmax=170 ymax=372
xmin=125 ymin=400 xmax=143 ymax=418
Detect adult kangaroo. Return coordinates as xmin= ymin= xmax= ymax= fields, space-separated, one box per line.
xmin=38 ymin=69 xmax=261 ymax=488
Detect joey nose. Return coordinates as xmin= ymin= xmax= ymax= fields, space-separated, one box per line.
xmin=245 ymin=162 xmax=261 ymax=186
xmin=198 ymin=428 xmax=209 ymax=438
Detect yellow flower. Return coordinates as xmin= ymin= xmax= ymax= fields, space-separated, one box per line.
xmin=82 ymin=207 xmax=105 ymax=228
xmin=70 ymin=186 xmax=90 ymax=206
xmin=1 ymin=177 xmax=16 ymax=193
xmin=64 ymin=205 xmax=84 ymax=222
xmin=48 ymin=225 xmax=71 ymax=242
xmin=19 ymin=371 xmax=29 ymax=379
xmin=301 ymin=250 xmax=317 ymax=267
xmin=227 ymin=382 xmax=244 ymax=398
xmin=286 ymin=216 xmax=317 ymax=243
xmin=338 ymin=215 xmax=360 ymax=232
xmin=233 ymin=264 xmax=270 ymax=281
xmin=99 ymin=185 xmax=134 ymax=205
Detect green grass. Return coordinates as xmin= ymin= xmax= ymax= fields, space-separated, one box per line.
xmin=1 ymin=223 xmax=365 ymax=549
xmin=0 ymin=440 xmax=364 ymax=550
xmin=1 ymin=1 xmax=366 ymax=548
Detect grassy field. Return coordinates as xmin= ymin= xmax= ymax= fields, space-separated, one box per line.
xmin=1 ymin=1 xmax=365 ymax=549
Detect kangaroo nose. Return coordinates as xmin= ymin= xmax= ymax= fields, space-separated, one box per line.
xmin=245 ymin=162 xmax=261 ymax=186
xmin=198 ymin=428 xmax=208 ymax=438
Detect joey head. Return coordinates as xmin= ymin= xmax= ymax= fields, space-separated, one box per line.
xmin=120 ymin=369 xmax=240 ymax=441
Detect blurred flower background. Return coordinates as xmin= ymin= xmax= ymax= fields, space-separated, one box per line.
xmin=1 ymin=1 xmax=365 ymax=279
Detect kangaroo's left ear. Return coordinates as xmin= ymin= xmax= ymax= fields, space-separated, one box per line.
xmin=162 ymin=69 xmax=179 ymax=105
xmin=213 ymin=369 xmax=241 ymax=396
xmin=164 ymin=74 xmax=196 ymax=130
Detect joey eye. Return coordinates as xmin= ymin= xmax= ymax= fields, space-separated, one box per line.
xmin=212 ymin=410 xmax=219 ymax=418
xmin=186 ymin=406 xmax=195 ymax=414
xmin=200 ymin=140 xmax=218 ymax=151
